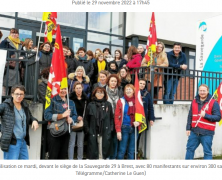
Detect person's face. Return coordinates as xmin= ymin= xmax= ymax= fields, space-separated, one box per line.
xmin=104 ymin=50 xmax=109 ymax=57
xmin=59 ymin=88 xmax=67 ymax=98
xmin=137 ymin=46 xmax=144 ymax=54
xmin=67 ymin=50 xmax=71 ymax=56
xmin=156 ymin=43 xmax=163 ymax=53
xmin=12 ymin=88 xmax=25 ymax=104
xmin=124 ymin=54 xmax=128 ymax=61
xmin=78 ymin=50 xmax=85 ymax=57
xmin=74 ymin=84 xmax=83 ymax=95
xmin=76 ymin=69 xmax=83 ymax=77
xmin=10 ymin=32 xmax=19 ymax=39
xmin=198 ymin=86 xmax=209 ymax=100
xmin=139 ymin=80 xmax=146 ymax=90
xmin=125 ymin=87 xmax=134 ymax=97
xmin=88 ymin=55 xmax=93 ymax=60
xmin=98 ymin=55 xmax=104 ymax=62
xmin=115 ymin=51 xmax=120 ymax=58
xmin=28 ymin=41 xmax=33 ymax=48
xmin=43 ymin=44 xmax=51 ymax=52
xmin=110 ymin=64 xmax=116 ymax=70
xmin=95 ymin=90 xmax=105 ymax=100
xmin=99 ymin=73 xmax=107 ymax=84
xmin=109 ymin=77 xmax=117 ymax=88
xmin=120 ymin=69 xmax=127 ymax=78
xmin=173 ymin=45 xmax=181 ymax=55
xmin=95 ymin=50 xmax=100 ymax=57
xmin=63 ymin=48 xmax=68 ymax=57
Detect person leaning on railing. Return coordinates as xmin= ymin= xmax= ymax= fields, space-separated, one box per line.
xmin=0 ymin=28 xmax=23 ymax=96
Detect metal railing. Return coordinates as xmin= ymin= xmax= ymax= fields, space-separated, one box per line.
xmin=131 ymin=66 xmax=222 ymax=103
xmin=1 ymin=48 xmax=39 ymax=102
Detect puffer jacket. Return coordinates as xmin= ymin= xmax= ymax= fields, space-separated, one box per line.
xmin=68 ymin=73 xmax=91 ymax=98
xmin=0 ymin=98 xmax=38 ymax=152
xmin=73 ymin=54 xmax=94 ymax=78
xmin=38 ymin=50 xmax=52 ymax=75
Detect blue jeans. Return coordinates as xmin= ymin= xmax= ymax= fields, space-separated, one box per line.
xmin=163 ymin=78 xmax=179 ymax=104
xmin=4 ymin=139 xmax=29 ymax=160
xmin=117 ymin=125 xmax=138 ymax=160
xmin=185 ymin=131 xmax=213 ymax=160
xmin=110 ymin=132 xmax=118 ymax=159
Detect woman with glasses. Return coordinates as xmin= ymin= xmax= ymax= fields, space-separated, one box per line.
xmin=38 ymin=42 xmax=53 ymax=76
xmin=0 ymin=85 xmax=39 ymax=159
xmin=84 ymin=87 xmax=113 ymax=159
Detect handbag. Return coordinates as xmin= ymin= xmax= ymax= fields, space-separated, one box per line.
xmin=49 ymin=118 xmax=69 ymax=137
xmin=72 ymin=101 xmax=87 ymax=132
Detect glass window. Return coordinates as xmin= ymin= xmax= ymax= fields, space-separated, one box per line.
xmin=111 ymin=46 xmax=123 ymax=57
xmin=189 ymin=51 xmax=196 ymax=56
xmin=18 ymin=12 xmax=86 ymax=29
xmin=0 ymin=30 xmax=10 ymax=41
xmin=88 ymin=32 xmax=110 ymax=44
xmin=165 ymin=47 xmax=172 ymax=52
xmin=87 ymin=43 xmax=109 ymax=53
xmin=111 ymin=12 xmax=124 ymax=35
xmin=0 ymin=12 xmax=15 ymax=16
xmin=88 ymin=12 xmax=111 ymax=33
xmin=111 ymin=36 xmax=123 ymax=46
xmin=19 ymin=29 xmax=32 ymax=42
xmin=0 ymin=17 xmax=15 ymax=29
xmin=189 ymin=58 xmax=194 ymax=70
xmin=73 ymin=38 xmax=84 ymax=52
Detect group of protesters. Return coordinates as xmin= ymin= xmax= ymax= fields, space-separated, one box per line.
xmin=0 ymin=28 xmax=220 ymax=160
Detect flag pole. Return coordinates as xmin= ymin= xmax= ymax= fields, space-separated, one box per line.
xmin=135 ymin=126 xmax=137 ymax=160
xmin=35 ymin=21 xmax=43 ymax=61
xmin=66 ymin=88 xmax=71 ymax=133
xmin=195 ymin=91 xmax=217 ymax=127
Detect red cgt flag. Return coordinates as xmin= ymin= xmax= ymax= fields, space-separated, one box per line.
xmin=134 ymin=73 xmax=147 ymax=133
xmin=45 ymin=25 xmax=67 ymax=109
xmin=216 ymin=82 xmax=222 ymax=126
xmin=144 ymin=12 xmax=157 ymax=67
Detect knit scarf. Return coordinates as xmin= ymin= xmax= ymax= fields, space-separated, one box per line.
xmin=79 ymin=55 xmax=87 ymax=61
xmin=8 ymin=35 xmax=20 ymax=49
xmin=106 ymin=86 xmax=119 ymax=114
xmin=94 ymin=98 xmax=106 ymax=136
xmin=124 ymin=95 xmax=135 ymax=124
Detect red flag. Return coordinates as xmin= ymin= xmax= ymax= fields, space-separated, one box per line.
xmin=42 ymin=12 xmax=57 ymax=43
xmin=215 ymin=82 xmax=222 ymax=126
xmin=45 ymin=25 xmax=67 ymax=109
xmin=144 ymin=12 xmax=157 ymax=66
xmin=134 ymin=73 xmax=147 ymax=133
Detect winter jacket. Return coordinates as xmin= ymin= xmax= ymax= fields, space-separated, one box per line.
xmin=65 ymin=56 xmax=75 ymax=74
xmin=38 ymin=50 xmax=52 ymax=76
xmin=126 ymin=54 xmax=142 ymax=73
xmin=165 ymin=50 xmax=187 ymax=79
xmin=84 ymin=100 xmax=113 ymax=159
xmin=44 ymin=95 xmax=78 ymax=124
xmin=108 ymin=61 xmax=118 ymax=74
xmin=120 ymin=78 xmax=131 ymax=91
xmin=118 ymin=59 xmax=128 ymax=69
xmin=0 ymin=98 xmax=38 ymax=152
xmin=0 ymin=38 xmax=22 ymax=87
xmin=140 ymin=89 xmax=155 ymax=129
xmin=186 ymin=94 xmax=221 ymax=136
xmin=68 ymin=73 xmax=91 ymax=98
xmin=73 ymin=54 xmax=94 ymax=78
xmin=38 ymin=77 xmax=48 ymax=106
xmin=92 ymin=83 xmax=107 ymax=93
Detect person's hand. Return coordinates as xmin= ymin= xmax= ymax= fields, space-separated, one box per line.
xmin=181 ymin=64 xmax=187 ymax=70
xmin=117 ymin=132 xmax=122 ymax=141
xmin=32 ymin=121 xmax=39 ymax=131
xmin=133 ymin=121 xmax=140 ymax=127
xmin=77 ymin=116 xmax=83 ymax=121
xmin=123 ymin=64 xmax=126 ymax=68
xmin=186 ymin=130 xmax=191 ymax=136
xmin=150 ymin=121 xmax=154 ymax=126
xmin=200 ymin=110 xmax=205 ymax=118
xmin=19 ymin=57 xmax=24 ymax=59
xmin=62 ymin=109 xmax=71 ymax=118
xmin=66 ymin=117 xmax=73 ymax=124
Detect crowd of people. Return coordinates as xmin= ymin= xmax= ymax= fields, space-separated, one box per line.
xmin=0 ymin=28 xmax=194 ymax=160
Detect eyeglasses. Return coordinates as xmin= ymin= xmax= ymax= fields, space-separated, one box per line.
xmin=14 ymin=93 xmax=24 ymax=97
xmin=44 ymin=45 xmax=50 ymax=48
xmin=96 ymin=92 xmax=104 ymax=95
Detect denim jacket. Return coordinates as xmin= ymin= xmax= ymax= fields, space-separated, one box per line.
xmin=44 ymin=95 xmax=77 ymax=123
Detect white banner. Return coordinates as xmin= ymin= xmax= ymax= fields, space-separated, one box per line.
xmin=0 ymin=50 xmax=7 ymax=103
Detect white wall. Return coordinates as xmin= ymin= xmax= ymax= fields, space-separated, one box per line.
xmin=126 ymin=12 xmax=222 ymax=46
xmin=140 ymin=104 xmax=222 ymax=160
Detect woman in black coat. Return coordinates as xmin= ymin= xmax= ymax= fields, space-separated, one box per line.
xmin=84 ymin=87 xmax=114 ymax=159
